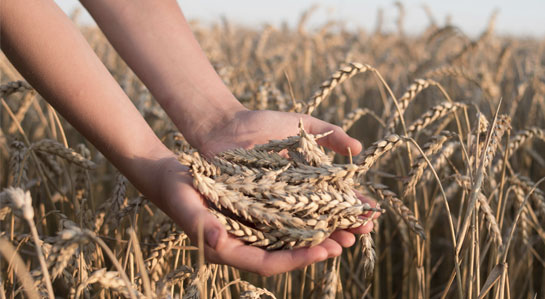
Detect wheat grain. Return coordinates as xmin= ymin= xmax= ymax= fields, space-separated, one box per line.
xmin=406 ymin=102 xmax=466 ymax=137
xmin=367 ymin=183 xmax=424 ymax=238
xmin=360 ymin=233 xmax=376 ymax=275
xmin=239 ymin=280 xmax=277 ymax=299
xmin=403 ymin=133 xmax=452 ymax=197
xmin=386 ymin=78 xmax=437 ymax=133
xmin=30 ymin=139 xmax=96 ymax=170
xmin=476 ymin=193 xmax=502 ymax=245
xmin=305 ymin=63 xmax=372 ymax=114
xmin=319 ymin=258 xmax=339 ymax=299
xmin=0 ymin=80 xmax=32 ymax=97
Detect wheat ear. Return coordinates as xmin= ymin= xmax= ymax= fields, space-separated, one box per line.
xmin=406 ymin=102 xmax=466 ymax=137
xmin=385 ymin=78 xmax=437 ymax=132
xmin=305 ymin=63 xmax=372 ymax=114
xmin=0 ymin=80 xmax=33 ymax=97
xmin=29 ymin=139 xmax=96 ymax=169
xmin=403 ymin=133 xmax=452 ymax=197
xmin=367 ymin=183 xmax=425 ymax=238
xmin=477 ymin=193 xmax=502 ymax=245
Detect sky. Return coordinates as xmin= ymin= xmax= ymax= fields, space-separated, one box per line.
xmin=55 ymin=0 xmax=545 ymax=38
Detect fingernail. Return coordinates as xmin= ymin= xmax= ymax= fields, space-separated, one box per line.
xmin=206 ymin=228 xmax=219 ymax=248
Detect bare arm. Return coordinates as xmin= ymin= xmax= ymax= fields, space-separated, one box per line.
xmin=78 ymin=0 xmax=379 ymax=272
xmin=78 ymin=0 xmax=363 ymax=157
xmin=80 ymin=0 xmax=246 ymax=151
xmin=0 ymin=0 xmax=349 ymax=275
xmin=0 ymin=0 xmax=173 ymax=201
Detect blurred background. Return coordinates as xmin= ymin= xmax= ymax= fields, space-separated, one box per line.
xmin=56 ymin=0 xmax=544 ymax=37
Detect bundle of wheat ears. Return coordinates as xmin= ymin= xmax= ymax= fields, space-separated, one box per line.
xmin=176 ymin=119 xmax=449 ymax=273
xmin=175 ymin=62 xmax=463 ymax=255
xmin=178 ymin=119 xmax=390 ymax=251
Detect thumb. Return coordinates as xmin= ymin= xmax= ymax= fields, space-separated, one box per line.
xmin=306 ymin=117 xmax=362 ymax=156
xmin=179 ymin=207 xmax=230 ymax=265
xmin=203 ymin=212 xmax=228 ymax=249
xmin=165 ymin=189 xmax=228 ymax=250
xmin=189 ymin=209 xmax=228 ymax=250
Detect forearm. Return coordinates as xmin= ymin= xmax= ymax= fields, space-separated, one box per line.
xmin=79 ymin=0 xmax=246 ymax=150
xmin=0 ymin=0 xmax=173 ymax=202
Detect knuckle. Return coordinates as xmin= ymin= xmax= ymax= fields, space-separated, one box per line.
xmin=204 ymin=249 xmax=220 ymax=265
xmin=257 ymin=269 xmax=274 ymax=277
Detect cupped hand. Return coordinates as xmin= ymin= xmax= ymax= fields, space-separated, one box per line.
xmin=195 ymin=109 xmax=362 ymax=158
xmin=157 ymin=159 xmax=342 ymax=276
xmin=196 ymin=110 xmax=380 ymax=242
xmin=168 ymin=109 xmax=379 ymax=276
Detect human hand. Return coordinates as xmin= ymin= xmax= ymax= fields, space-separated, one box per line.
xmin=194 ymin=109 xmax=380 ymax=244
xmin=195 ymin=109 xmax=362 ymax=158
xmin=156 ymin=157 xmax=352 ymax=276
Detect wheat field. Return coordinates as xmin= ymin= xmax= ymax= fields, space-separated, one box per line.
xmin=1 ymin=5 xmax=545 ymax=299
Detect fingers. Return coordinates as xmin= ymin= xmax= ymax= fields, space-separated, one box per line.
xmin=205 ymin=232 xmax=350 ymax=276
xmin=206 ymin=240 xmax=329 ymax=277
xmin=318 ymin=238 xmax=343 ymax=258
xmin=161 ymin=178 xmax=230 ymax=250
xmin=329 ymin=230 xmax=356 ymax=247
xmin=305 ymin=116 xmax=362 ymax=156
xmin=167 ymin=186 xmax=330 ymax=276
xmin=348 ymin=221 xmax=374 ymax=234
xmin=178 ymin=205 xmax=230 ymax=250
xmin=352 ymin=189 xmax=381 ymax=219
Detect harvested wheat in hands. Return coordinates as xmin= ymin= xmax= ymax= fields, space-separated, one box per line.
xmin=178 ymin=120 xmax=387 ymax=250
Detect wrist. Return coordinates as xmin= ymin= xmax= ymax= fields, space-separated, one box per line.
xmin=118 ymin=142 xmax=177 ymax=202
xmin=191 ymin=101 xmax=248 ymax=152
xmin=149 ymin=154 xmax=191 ymax=211
xmin=161 ymin=91 xmax=248 ymax=151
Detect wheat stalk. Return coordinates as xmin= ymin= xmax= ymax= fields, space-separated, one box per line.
xmin=75 ymin=268 xmax=144 ymax=299
xmin=403 ymin=132 xmax=453 ymax=198
xmin=239 ymin=280 xmax=277 ymax=299
xmin=476 ymin=193 xmax=502 ymax=245
xmin=319 ymin=258 xmax=339 ymax=299
xmin=360 ymin=233 xmax=376 ymax=275
xmin=3 ymin=188 xmax=55 ymax=298
xmin=492 ymin=127 xmax=545 ymax=174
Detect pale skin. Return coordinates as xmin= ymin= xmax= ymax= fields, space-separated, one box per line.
xmin=1 ymin=0 xmax=379 ymax=276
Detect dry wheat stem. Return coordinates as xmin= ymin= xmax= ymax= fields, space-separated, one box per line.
xmin=492 ymin=127 xmax=545 ymax=174
xmin=360 ymin=233 xmax=376 ymax=276
xmin=75 ymin=268 xmax=144 ymax=299
xmin=156 ymin=265 xmax=193 ymax=296
xmin=0 ymin=237 xmax=40 ymax=299
xmin=402 ymin=136 xmax=463 ymax=298
xmin=239 ymin=280 xmax=277 ymax=299
xmin=403 ymin=133 xmax=452 ymax=198
xmin=145 ymin=232 xmax=188 ymax=277
xmin=3 ymin=188 xmax=55 ymax=299
xmin=509 ymin=175 xmax=545 ymax=218
xmin=476 ymin=193 xmax=502 ymax=245
xmin=319 ymin=258 xmax=339 ymax=299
